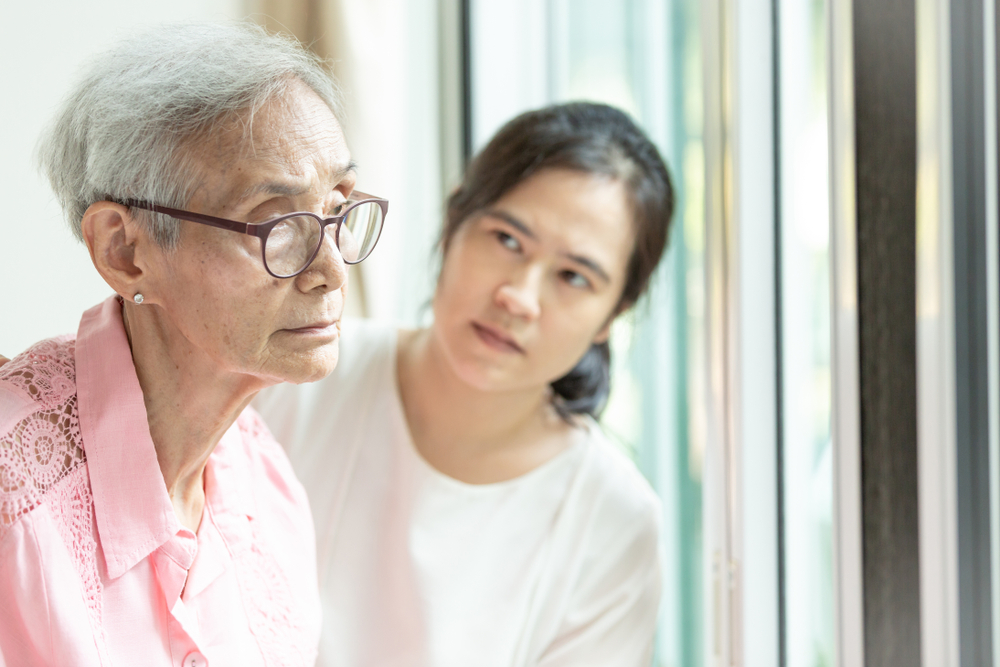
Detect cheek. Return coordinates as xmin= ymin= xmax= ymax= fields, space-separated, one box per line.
xmin=537 ymin=298 xmax=614 ymax=365
xmin=160 ymin=247 xmax=282 ymax=358
xmin=434 ymin=243 xmax=494 ymax=318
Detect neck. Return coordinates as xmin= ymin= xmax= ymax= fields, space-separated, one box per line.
xmin=123 ymin=301 xmax=264 ymax=531
xmin=397 ymin=327 xmax=568 ymax=483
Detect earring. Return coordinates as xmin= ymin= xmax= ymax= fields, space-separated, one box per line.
xmin=133 ymin=294 xmax=144 ymax=305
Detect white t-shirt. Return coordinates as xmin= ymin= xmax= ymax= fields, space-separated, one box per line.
xmin=254 ymin=319 xmax=662 ymax=667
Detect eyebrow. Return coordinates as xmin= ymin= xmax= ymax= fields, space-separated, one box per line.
xmin=483 ymin=208 xmax=613 ymax=285
xmin=237 ymin=160 xmax=358 ymax=202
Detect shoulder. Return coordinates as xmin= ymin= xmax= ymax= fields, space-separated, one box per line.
xmin=539 ymin=422 xmax=662 ymax=657
xmin=547 ymin=424 xmax=662 ymax=634
xmin=0 ymin=335 xmax=78 ymax=434
xmin=0 ymin=336 xmax=88 ymax=540
xmin=576 ymin=421 xmax=662 ymax=535
xmin=562 ymin=422 xmax=662 ymax=584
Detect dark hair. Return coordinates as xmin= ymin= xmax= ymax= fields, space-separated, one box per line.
xmin=442 ymin=102 xmax=675 ymax=419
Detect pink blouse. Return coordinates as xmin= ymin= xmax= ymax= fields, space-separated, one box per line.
xmin=0 ymin=297 xmax=321 ymax=667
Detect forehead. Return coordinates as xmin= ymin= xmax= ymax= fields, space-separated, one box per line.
xmin=492 ymin=169 xmax=634 ymax=278
xmin=185 ymin=81 xmax=351 ymax=210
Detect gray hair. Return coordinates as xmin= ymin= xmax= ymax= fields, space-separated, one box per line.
xmin=38 ymin=21 xmax=344 ymax=248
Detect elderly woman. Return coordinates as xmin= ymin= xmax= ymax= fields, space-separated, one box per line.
xmin=0 ymin=22 xmax=385 ymax=666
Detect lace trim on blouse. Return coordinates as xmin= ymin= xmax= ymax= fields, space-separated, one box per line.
xmin=0 ymin=336 xmax=86 ymax=532
xmin=0 ymin=337 xmax=106 ymax=645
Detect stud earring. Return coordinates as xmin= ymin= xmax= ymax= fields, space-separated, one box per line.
xmin=133 ymin=294 xmax=144 ymax=305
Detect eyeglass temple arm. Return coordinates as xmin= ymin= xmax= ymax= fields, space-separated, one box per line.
xmin=116 ymin=200 xmax=269 ymax=238
xmin=117 ymin=196 xmax=386 ymax=233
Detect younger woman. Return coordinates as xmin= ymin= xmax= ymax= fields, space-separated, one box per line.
xmin=255 ymin=102 xmax=675 ymax=666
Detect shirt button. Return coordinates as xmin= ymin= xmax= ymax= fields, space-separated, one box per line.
xmin=183 ymin=651 xmax=207 ymax=667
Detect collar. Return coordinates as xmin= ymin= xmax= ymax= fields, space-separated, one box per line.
xmin=76 ymin=296 xmax=180 ymax=579
xmin=204 ymin=413 xmax=258 ymax=525
xmin=75 ymin=296 xmax=257 ymax=580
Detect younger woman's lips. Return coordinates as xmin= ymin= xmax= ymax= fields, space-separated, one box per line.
xmin=471 ymin=322 xmax=524 ymax=354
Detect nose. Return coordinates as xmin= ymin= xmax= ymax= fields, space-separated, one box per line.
xmin=294 ymin=228 xmax=348 ymax=294
xmin=494 ymin=266 xmax=542 ymax=321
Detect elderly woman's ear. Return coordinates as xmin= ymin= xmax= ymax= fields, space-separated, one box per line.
xmin=81 ymin=201 xmax=152 ymax=304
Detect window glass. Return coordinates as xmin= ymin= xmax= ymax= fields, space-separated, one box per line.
xmin=777 ymin=0 xmax=834 ymax=664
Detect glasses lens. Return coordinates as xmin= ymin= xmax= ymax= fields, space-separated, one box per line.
xmin=339 ymin=201 xmax=384 ymax=263
xmin=264 ymin=215 xmax=322 ymax=277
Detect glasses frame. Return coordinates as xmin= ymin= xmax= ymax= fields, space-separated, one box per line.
xmin=114 ymin=191 xmax=388 ymax=278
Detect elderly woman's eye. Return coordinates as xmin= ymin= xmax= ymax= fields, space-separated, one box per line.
xmin=495 ymin=231 xmax=521 ymax=252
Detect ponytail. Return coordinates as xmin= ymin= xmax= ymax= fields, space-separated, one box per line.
xmin=550 ymin=341 xmax=611 ymax=420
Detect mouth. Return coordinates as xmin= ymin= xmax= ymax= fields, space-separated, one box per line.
xmin=283 ymin=320 xmax=341 ymax=337
xmin=471 ymin=321 xmax=525 ymax=354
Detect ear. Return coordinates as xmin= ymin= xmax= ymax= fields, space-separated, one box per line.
xmin=80 ymin=201 xmax=152 ymax=301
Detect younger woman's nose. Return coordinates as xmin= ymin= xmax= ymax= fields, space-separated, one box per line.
xmin=494 ymin=269 xmax=542 ymax=320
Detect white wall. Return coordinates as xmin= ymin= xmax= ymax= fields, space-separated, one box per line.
xmin=0 ymin=0 xmax=243 ymax=357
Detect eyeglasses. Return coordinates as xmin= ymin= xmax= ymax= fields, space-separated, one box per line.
xmin=116 ymin=192 xmax=388 ymax=278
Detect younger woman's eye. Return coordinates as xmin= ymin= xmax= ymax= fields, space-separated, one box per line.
xmin=495 ymin=231 xmax=521 ymax=252
xmin=561 ymin=270 xmax=592 ymax=290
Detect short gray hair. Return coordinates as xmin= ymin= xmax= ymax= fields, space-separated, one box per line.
xmin=38 ymin=21 xmax=344 ymax=247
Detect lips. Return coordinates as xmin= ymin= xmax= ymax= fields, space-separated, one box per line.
xmin=296 ymin=321 xmax=338 ymax=330
xmin=284 ymin=319 xmax=340 ymax=334
xmin=471 ymin=321 xmax=524 ymax=354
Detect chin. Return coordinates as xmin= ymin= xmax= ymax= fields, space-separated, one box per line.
xmin=277 ymin=345 xmax=341 ymax=385
xmin=435 ymin=331 xmax=516 ymax=392
xmin=449 ymin=354 xmax=524 ymax=393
